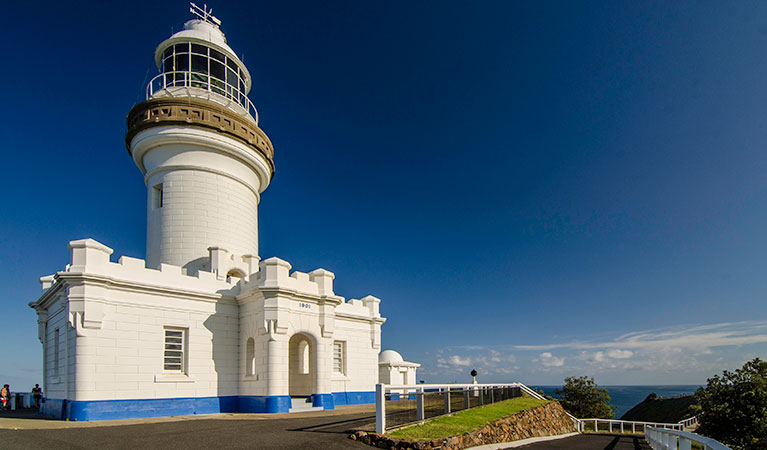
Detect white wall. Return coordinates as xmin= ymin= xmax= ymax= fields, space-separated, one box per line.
xmin=32 ymin=239 xmax=385 ymax=408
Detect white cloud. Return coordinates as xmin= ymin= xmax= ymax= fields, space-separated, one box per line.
xmin=539 ymin=352 xmax=565 ymax=367
xmin=607 ymin=349 xmax=633 ymax=359
xmin=419 ymin=321 xmax=767 ymax=384
xmin=449 ymin=355 xmax=472 ymax=367
xmin=513 ymin=321 xmax=767 ymax=354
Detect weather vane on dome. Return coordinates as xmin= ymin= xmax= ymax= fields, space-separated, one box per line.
xmin=190 ymin=2 xmax=222 ymax=26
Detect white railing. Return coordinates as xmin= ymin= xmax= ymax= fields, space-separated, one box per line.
xmin=375 ymin=382 xmax=543 ymax=434
xmin=646 ymin=426 xmax=731 ymax=450
xmin=575 ymin=418 xmax=683 ymax=434
xmin=146 ymin=71 xmax=259 ymax=123
xmin=679 ymin=416 xmax=699 ymax=429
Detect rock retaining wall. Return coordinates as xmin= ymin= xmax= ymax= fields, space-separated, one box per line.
xmin=351 ymin=401 xmax=577 ymax=450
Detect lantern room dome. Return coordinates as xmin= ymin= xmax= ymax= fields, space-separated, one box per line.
xmin=378 ymin=350 xmax=404 ymax=364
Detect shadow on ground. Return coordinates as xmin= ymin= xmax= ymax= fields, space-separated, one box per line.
xmin=0 ymin=409 xmax=52 ymax=421
xmin=514 ymin=433 xmax=651 ymax=450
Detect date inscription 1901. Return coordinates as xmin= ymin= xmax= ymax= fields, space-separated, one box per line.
xmin=299 ymin=303 xmax=311 ymax=309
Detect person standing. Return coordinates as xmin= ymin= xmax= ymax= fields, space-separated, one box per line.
xmin=32 ymin=384 xmax=42 ymax=410
xmin=0 ymin=384 xmax=8 ymax=410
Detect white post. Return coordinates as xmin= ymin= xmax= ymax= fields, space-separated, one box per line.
xmin=416 ymin=387 xmax=425 ymax=421
xmin=444 ymin=387 xmax=451 ymax=414
xmin=463 ymin=388 xmax=470 ymax=409
xmin=632 ymin=422 xmax=635 ymax=434
xmin=609 ymin=421 xmax=613 ymax=432
xmin=594 ymin=419 xmax=598 ymax=432
xmin=375 ymin=383 xmax=386 ymax=434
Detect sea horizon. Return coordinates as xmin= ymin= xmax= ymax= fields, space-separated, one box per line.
xmin=532 ymin=384 xmax=701 ymax=419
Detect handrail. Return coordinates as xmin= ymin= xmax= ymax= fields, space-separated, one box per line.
xmin=145 ymin=71 xmax=259 ymax=124
xmin=384 ymin=383 xmax=536 ymax=390
xmin=646 ymin=426 xmax=731 ymax=450
xmin=376 ymin=382 xmax=532 ymax=434
xmin=678 ymin=415 xmax=698 ymax=428
xmin=575 ymin=417 xmax=682 ymax=434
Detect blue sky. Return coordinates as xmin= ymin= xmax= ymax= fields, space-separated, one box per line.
xmin=1 ymin=1 xmax=766 ymax=390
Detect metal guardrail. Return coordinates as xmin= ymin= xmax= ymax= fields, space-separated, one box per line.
xmin=375 ymin=382 xmax=543 ymax=434
xmin=374 ymin=382 xmax=705 ymax=443
xmin=679 ymin=416 xmax=699 ymax=428
xmin=575 ymin=418 xmax=683 ymax=434
xmin=646 ymin=426 xmax=731 ymax=450
xmin=146 ymin=71 xmax=259 ymax=123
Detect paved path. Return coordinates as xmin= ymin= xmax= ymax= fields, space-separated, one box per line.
xmin=0 ymin=408 xmax=653 ymax=450
xmin=0 ymin=406 xmax=377 ymax=450
xmin=509 ymin=433 xmax=652 ymax=450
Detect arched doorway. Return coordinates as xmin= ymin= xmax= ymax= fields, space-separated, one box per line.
xmin=288 ymin=333 xmax=315 ymax=397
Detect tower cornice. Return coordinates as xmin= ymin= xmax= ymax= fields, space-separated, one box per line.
xmin=125 ymin=97 xmax=274 ymax=177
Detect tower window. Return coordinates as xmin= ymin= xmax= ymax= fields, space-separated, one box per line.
xmin=152 ymin=183 xmax=163 ymax=209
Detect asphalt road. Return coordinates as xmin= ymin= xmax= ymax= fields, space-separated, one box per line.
xmin=515 ymin=433 xmax=652 ymax=450
xmin=0 ymin=410 xmax=377 ymax=450
xmin=0 ymin=407 xmax=652 ymax=450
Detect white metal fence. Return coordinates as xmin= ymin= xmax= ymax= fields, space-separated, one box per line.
xmin=375 ymin=382 xmax=708 ymax=446
xmin=646 ymin=426 xmax=731 ymax=450
xmin=375 ymin=382 xmax=545 ymax=434
xmin=678 ymin=416 xmax=699 ymax=429
xmin=575 ymin=418 xmax=683 ymax=434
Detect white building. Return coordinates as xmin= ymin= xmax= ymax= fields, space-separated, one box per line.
xmin=378 ymin=350 xmax=420 ymax=386
xmin=29 ymin=5 xmax=389 ymax=421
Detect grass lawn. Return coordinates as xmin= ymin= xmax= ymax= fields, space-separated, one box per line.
xmin=389 ymin=396 xmax=548 ymax=441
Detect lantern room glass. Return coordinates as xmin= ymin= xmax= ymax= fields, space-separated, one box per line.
xmin=160 ymin=42 xmax=249 ymax=108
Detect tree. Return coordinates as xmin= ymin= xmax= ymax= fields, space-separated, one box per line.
xmin=694 ymin=358 xmax=767 ymax=450
xmin=554 ymin=375 xmax=615 ymax=419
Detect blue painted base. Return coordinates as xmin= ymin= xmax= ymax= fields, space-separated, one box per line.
xmin=311 ymin=393 xmax=334 ymax=410
xmin=331 ymin=391 xmax=375 ymax=406
xmin=40 ymin=392 xmax=372 ymax=421
xmin=238 ymin=395 xmax=291 ymax=414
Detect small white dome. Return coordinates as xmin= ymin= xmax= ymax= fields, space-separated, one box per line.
xmin=379 ymin=350 xmax=404 ymax=363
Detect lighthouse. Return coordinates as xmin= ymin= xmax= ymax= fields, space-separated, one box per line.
xmin=29 ymin=4 xmax=395 ymax=421
xmin=126 ymin=3 xmax=273 ymax=276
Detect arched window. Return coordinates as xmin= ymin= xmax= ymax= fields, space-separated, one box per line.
xmin=298 ymin=340 xmax=309 ymax=375
xmin=246 ymin=337 xmax=255 ymax=376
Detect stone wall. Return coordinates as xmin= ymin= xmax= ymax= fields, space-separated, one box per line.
xmin=352 ymin=401 xmax=577 ymax=450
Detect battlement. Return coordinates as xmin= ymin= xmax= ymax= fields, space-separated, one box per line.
xmin=39 ymin=239 xmax=382 ymax=318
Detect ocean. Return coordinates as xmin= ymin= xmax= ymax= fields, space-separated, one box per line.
xmin=532 ymin=385 xmax=701 ymax=419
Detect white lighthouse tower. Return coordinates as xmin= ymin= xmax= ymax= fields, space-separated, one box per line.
xmin=30 ymin=4 xmax=391 ymax=421
xmin=126 ymin=3 xmax=273 ymax=275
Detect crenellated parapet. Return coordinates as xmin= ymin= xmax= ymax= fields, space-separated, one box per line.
xmin=31 ymin=239 xmax=385 ymax=334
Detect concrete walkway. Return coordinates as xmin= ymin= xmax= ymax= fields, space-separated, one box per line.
xmin=0 ymin=408 xmax=653 ymax=450
xmin=507 ymin=433 xmax=652 ymax=449
xmin=0 ymin=405 xmax=377 ymax=449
